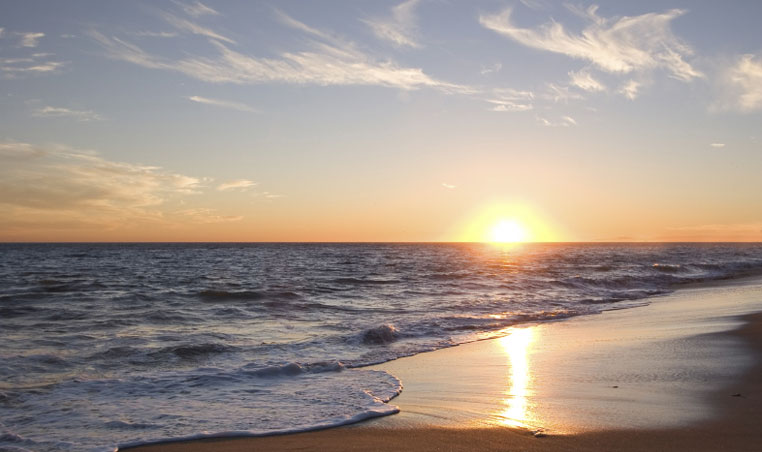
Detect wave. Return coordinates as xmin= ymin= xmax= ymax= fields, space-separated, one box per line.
xmin=115 ymin=404 xmax=400 ymax=452
xmin=141 ymin=343 xmax=238 ymax=362
xmin=360 ymin=324 xmax=399 ymax=345
xmin=198 ymin=289 xmax=301 ymax=302
xmin=245 ymin=361 xmax=345 ymax=378
xmin=330 ymin=278 xmax=402 ymax=285
xmin=0 ymin=306 xmax=41 ymax=319
xmin=104 ymin=420 xmax=160 ymax=430
xmin=652 ymin=263 xmax=685 ymax=273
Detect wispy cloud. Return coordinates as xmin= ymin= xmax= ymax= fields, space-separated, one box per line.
xmin=0 ymin=141 xmax=45 ymax=160
xmin=32 ymin=106 xmax=104 ymax=121
xmin=569 ymin=69 xmax=605 ymax=92
xmin=544 ymin=83 xmax=583 ymax=102
xmin=519 ymin=0 xmax=550 ymax=10
xmin=217 ymin=179 xmax=258 ymax=191
xmin=441 ymin=183 xmax=456 ymax=189
xmin=486 ymin=88 xmax=533 ymax=112
xmin=0 ymin=142 xmax=250 ymax=235
xmin=710 ymin=143 xmax=725 ymax=148
xmin=175 ymin=208 xmax=242 ymax=224
xmin=188 ymin=95 xmax=258 ymax=113
xmin=0 ymin=142 xmax=202 ymax=212
xmin=718 ymin=54 xmax=762 ymax=112
xmin=480 ymin=6 xmax=702 ymax=82
xmin=0 ymin=50 xmax=66 ymax=78
xmin=160 ymin=10 xmax=235 ymax=44
xmin=254 ymin=191 xmax=286 ymax=200
xmin=363 ymin=0 xmax=422 ymax=48
xmin=618 ymin=79 xmax=642 ymax=100
xmin=128 ymin=31 xmax=179 ymax=38
xmin=480 ymin=63 xmax=502 ymax=76
xmin=17 ymin=32 xmax=45 ymax=48
xmin=90 ymin=11 xmax=470 ymax=93
xmin=173 ymin=1 xmax=220 ymax=18
xmin=537 ymin=115 xmax=577 ymax=127
xmin=1 ymin=29 xmax=63 ymax=76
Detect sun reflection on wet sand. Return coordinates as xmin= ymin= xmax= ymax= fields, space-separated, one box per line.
xmin=496 ymin=328 xmax=534 ymax=428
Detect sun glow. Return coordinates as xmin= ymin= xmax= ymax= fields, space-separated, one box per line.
xmin=490 ymin=219 xmax=527 ymax=243
xmin=452 ymin=202 xmax=560 ymax=243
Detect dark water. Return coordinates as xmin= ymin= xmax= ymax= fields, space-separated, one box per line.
xmin=2 ymin=242 xmax=762 ymax=451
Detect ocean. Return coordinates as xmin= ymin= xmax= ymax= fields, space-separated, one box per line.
xmin=2 ymin=242 xmax=762 ymax=451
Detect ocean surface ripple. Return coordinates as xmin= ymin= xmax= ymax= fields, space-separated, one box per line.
xmin=2 ymin=242 xmax=762 ymax=450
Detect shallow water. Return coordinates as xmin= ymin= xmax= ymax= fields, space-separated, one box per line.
xmin=2 ymin=243 xmax=762 ymax=450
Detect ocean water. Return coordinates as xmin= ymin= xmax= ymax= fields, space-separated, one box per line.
xmin=2 ymin=242 xmax=762 ymax=451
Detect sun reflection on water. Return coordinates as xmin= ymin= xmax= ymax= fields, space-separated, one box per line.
xmin=497 ymin=328 xmax=534 ymax=428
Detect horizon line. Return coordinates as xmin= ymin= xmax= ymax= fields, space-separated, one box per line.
xmin=1 ymin=241 xmax=761 ymax=245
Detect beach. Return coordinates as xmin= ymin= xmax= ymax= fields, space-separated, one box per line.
xmin=125 ymin=276 xmax=762 ymax=451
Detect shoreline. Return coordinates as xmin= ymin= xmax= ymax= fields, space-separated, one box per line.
xmin=124 ymin=276 xmax=762 ymax=451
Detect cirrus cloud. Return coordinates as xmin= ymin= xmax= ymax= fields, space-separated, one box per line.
xmin=89 ymin=9 xmax=471 ymax=94
xmin=32 ymin=106 xmax=104 ymax=121
xmin=718 ymin=54 xmax=762 ymax=112
xmin=188 ymin=95 xmax=258 ymax=113
xmin=363 ymin=0 xmax=422 ymax=48
xmin=217 ymin=179 xmax=258 ymax=191
xmin=480 ymin=5 xmax=703 ymax=81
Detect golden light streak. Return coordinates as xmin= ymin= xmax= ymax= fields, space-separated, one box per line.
xmin=497 ymin=328 xmax=534 ymax=428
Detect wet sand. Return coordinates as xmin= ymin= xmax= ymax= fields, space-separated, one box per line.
xmin=124 ymin=278 xmax=762 ymax=451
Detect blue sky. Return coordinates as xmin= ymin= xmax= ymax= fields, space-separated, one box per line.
xmin=1 ymin=1 xmax=761 ymax=241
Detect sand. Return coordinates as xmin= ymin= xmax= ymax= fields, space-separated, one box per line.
xmin=124 ymin=278 xmax=762 ymax=451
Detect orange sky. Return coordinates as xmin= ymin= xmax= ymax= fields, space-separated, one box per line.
xmin=2 ymin=2 xmax=762 ymax=242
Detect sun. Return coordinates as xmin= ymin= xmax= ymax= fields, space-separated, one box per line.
xmin=489 ymin=219 xmax=528 ymax=243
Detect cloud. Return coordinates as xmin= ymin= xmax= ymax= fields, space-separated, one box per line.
xmin=710 ymin=142 xmax=725 ymax=148
xmin=480 ymin=6 xmax=702 ymax=81
xmin=259 ymin=191 xmax=284 ymax=199
xmin=90 ymin=11 xmax=470 ymax=93
xmin=129 ymin=31 xmax=179 ymax=38
xmin=17 ymin=32 xmax=45 ymax=48
xmin=188 ymin=95 xmax=258 ymax=112
xmin=160 ymin=11 xmax=235 ymax=44
xmin=217 ymin=179 xmax=258 ymax=191
xmin=480 ymin=63 xmax=502 ymax=75
xmin=0 ymin=142 xmax=241 ymax=234
xmin=0 ymin=142 xmax=202 ymax=211
xmin=719 ymin=54 xmax=762 ymax=112
xmin=0 ymin=141 xmax=46 ymax=160
xmin=0 ymin=54 xmax=66 ymax=77
xmin=0 ymin=29 xmax=64 ymax=77
xmin=441 ymin=183 xmax=456 ymax=189
xmin=537 ymin=115 xmax=577 ymax=127
xmin=487 ymin=87 xmax=533 ymax=112
xmin=618 ymin=79 xmax=641 ymax=100
xmin=544 ymin=82 xmax=583 ymax=102
xmin=175 ymin=208 xmax=242 ymax=224
xmin=173 ymin=1 xmax=220 ymax=17
xmin=363 ymin=0 xmax=422 ymax=48
xmin=32 ymin=106 xmax=104 ymax=121
xmin=569 ymin=69 xmax=605 ymax=92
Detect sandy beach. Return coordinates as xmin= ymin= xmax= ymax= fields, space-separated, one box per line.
xmin=123 ymin=277 xmax=762 ymax=451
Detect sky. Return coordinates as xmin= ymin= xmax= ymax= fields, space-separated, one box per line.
xmin=1 ymin=0 xmax=761 ymax=242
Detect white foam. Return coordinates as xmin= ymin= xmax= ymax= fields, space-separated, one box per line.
xmin=1 ymin=367 xmax=401 ymax=452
